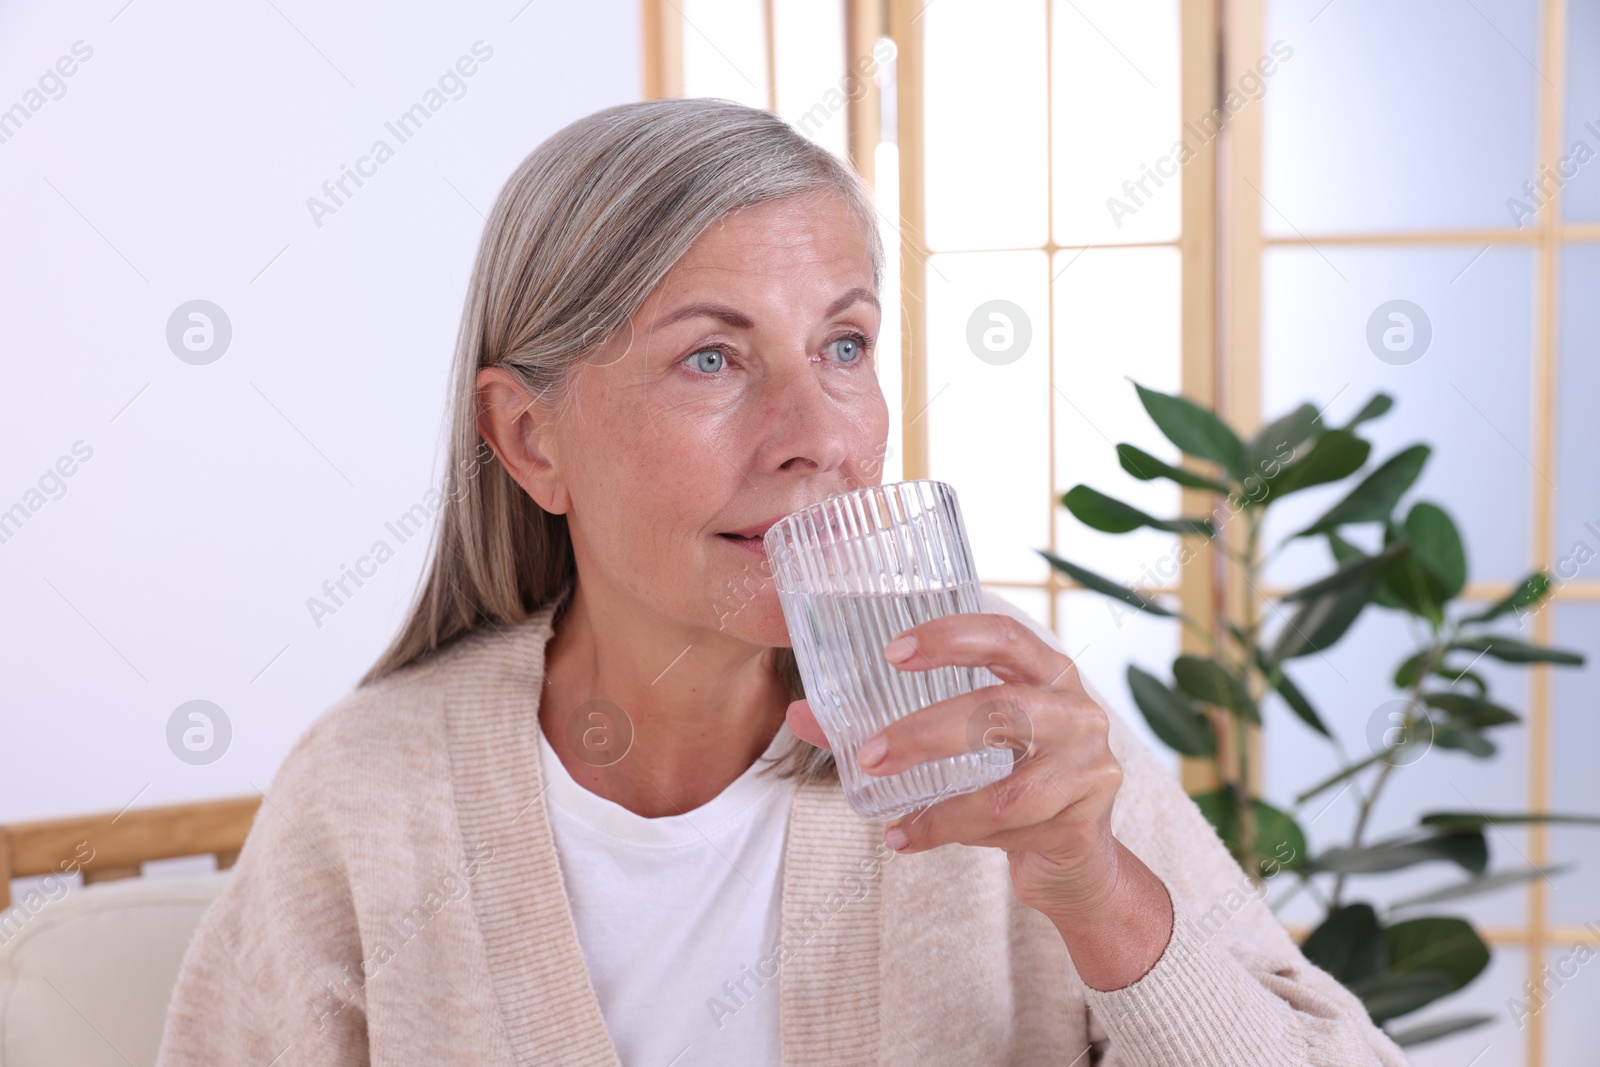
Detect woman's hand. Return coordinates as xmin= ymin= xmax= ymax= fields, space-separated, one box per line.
xmin=784 ymin=610 xmax=1175 ymax=990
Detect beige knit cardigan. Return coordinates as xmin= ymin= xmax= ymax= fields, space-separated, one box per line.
xmin=154 ymin=588 xmax=1410 ymax=1066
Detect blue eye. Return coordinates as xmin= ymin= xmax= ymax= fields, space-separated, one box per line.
xmin=690 ymin=348 xmax=726 ymax=373
xmin=830 ymin=335 xmax=864 ymax=363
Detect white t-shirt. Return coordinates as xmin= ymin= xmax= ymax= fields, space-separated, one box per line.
xmin=537 ymin=716 xmax=798 ymax=1067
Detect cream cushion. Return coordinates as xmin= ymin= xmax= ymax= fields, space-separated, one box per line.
xmin=0 ymin=872 xmax=230 ymax=1067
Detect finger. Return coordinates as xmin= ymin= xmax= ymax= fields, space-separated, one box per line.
xmin=885 ymin=612 xmax=1080 ymax=693
xmin=785 ymin=699 xmax=830 ymax=750
xmin=885 ymin=761 xmax=1090 ymax=854
xmin=857 ymin=683 xmax=1044 ymax=776
xmin=857 ymin=683 xmax=1098 ymax=779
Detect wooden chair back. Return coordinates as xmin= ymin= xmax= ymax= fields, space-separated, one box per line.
xmin=0 ymin=797 xmax=260 ymax=909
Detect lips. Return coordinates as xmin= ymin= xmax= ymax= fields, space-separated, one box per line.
xmin=719 ymin=517 xmax=784 ymax=540
xmin=717 ymin=532 xmax=770 ymax=557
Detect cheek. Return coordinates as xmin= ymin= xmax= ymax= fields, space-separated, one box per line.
xmin=566 ymin=404 xmax=742 ymax=567
xmin=589 ymin=394 xmax=736 ymax=509
xmin=845 ymin=388 xmax=892 ymax=478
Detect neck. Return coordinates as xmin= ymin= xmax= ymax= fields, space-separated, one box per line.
xmin=539 ymin=577 xmax=791 ymax=818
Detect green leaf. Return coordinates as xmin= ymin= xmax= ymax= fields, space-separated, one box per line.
xmin=1385 ymin=917 xmax=1490 ymax=994
xmin=1387 ymin=865 xmax=1571 ymax=912
xmin=1461 ymin=571 xmax=1552 ymax=625
xmin=1397 ymin=651 xmax=1493 ymax=699
xmin=1393 ymin=651 xmax=1428 ymax=689
xmin=1385 ymin=1014 xmax=1494 ymax=1048
xmin=1375 ymin=541 xmax=1446 ymax=623
xmin=1353 ymin=970 xmax=1459 ymax=1023
xmin=1282 ymin=542 xmax=1410 ymax=602
xmin=1061 ymin=485 xmax=1214 ymax=537
xmin=1258 ymin=429 xmax=1372 ymax=503
xmin=1191 ymin=787 xmax=1241 ymax=857
xmin=1252 ymin=648 xmax=1331 ymax=736
xmin=1432 ymin=724 xmax=1497 ymax=758
xmin=1126 ymin=665 xmax=1218 ymax=757
xmin=1252 ymin=799 xmax=1307 ymax=875
xmin=1267 ymin=579 xmax=1373 ymax=662
xmin=1327 ymin=531 xmax=1366 ymax=564
xmin=1036 ymin=550 xmax=1176 ymax=618
xmin=1297 ymin=444 xmax=1431 ymax=538
xmin=1062 ymin=485 xmax=1145 ymax=533
xmin=1116 ymin=443 xmax=1231 ymax=493
xmin=1404 ymin=502 xmax=1467 ymax=601
xmin=1432 ymin=663 xmax=1488 ymax=696
xmin=1447 ymin=635 xmax=1585 ymax=666
xmin=1172 ymin=655 xmax=1257 ymax=722
xmin=1314 ymin=829 xmax=1488 ymax=876
xmin=1423 ymin=692 xmax=1519 ymax=728
xmin=1243 ymin=403 xmax=1322 ymax=485
xmin=1343 ymin=392 xmax=1395 ymax=430
xmin=1350 ymin=917 xmax=1493 ymax=1024
xmin=1301 ymin=904 xmax=1387 ymax=985
xmin=1131 ymin=380 xmax=1245 ymax=478
xmin=1189 ymin=790 xmax=1308 ymax=878
xmin=1419 ymin=811 xmax=1600 ymax=832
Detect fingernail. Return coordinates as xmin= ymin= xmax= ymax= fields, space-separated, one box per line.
xmin=884 ymin=635 xmax=916 ymax=662
xmin=885 ymin=825 xmax=909 ymax=851
xmin=858 ymin=735 xmax=887 ymax=768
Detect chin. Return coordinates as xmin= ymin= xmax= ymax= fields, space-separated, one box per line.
xmin=711 ymin=591 xmax=792 ymax=648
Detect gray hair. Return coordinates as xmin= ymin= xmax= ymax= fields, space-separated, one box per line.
xmin=361 ymin=98 xmax=887 ymax=786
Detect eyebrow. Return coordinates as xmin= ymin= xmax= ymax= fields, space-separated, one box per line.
xmin=649 ymin=286 xmax=881 ymax=332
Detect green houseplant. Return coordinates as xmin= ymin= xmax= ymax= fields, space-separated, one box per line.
xmin=1040 ymin=380 xmax=1596 ymax=1047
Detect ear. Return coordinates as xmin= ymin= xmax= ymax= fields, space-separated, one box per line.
xmin=475 ymin=366 xmax=570 ymax=515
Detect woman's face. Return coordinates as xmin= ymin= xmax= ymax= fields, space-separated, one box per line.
xmin=537 ymin=192 xmax=889 ymax=647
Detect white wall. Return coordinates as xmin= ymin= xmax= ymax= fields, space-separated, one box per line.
xmin=0 ymin=0 xmax=641 ymax=823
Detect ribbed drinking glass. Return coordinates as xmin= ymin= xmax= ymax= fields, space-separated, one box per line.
xmin=763 ymin=480 xmax=1013 ymax=820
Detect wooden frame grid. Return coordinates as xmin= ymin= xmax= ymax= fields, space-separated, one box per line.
xmin=888 ymin=0 xmax=929 ymax=487
xmin=886 ymin=2 xmax=1194 ymax=646
xmin=1223 ymin=2 xmax=1576 ymax=1063
xmin=1527 ymin=3 xmax=1567 ymax=1063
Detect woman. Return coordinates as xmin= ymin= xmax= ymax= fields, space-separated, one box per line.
xmin=156 ymin=98 xmax=1407 ymax=1066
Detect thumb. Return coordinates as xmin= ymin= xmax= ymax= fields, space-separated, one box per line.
xmin=785 ymin=698 xmax=831 ymax=750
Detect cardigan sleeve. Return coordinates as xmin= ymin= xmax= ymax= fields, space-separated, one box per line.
xmin=978 ymin=589 xmax=1410 ymax=1067
xmin=155 ymin=715 xmax=371 ymax=1067
xmin=1079 ymin=688 xmax=1411 ymax=1067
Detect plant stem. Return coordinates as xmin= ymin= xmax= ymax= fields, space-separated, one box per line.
xmin=1178 ymin=613 xmax=1225 ymax=658
xmin=1233 ymin=510 xmax=1263 ymax=872
xmin=1329 ymin=748 xmax=1399 ymax=911
xmin=1295 ymin=747 xmax=1391 ymax=806
xmin=1326 ymin=633 xmax=1444 ymax=910
xmin=1325 ymin=732 xmax=1368 ymax=810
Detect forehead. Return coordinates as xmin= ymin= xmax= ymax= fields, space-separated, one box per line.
xmin=665 ymin=193 xmax=875 ymax=284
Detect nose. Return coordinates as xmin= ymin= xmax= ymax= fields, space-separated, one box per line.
xmin=756 ymin=359 xmax=852 ymax=476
